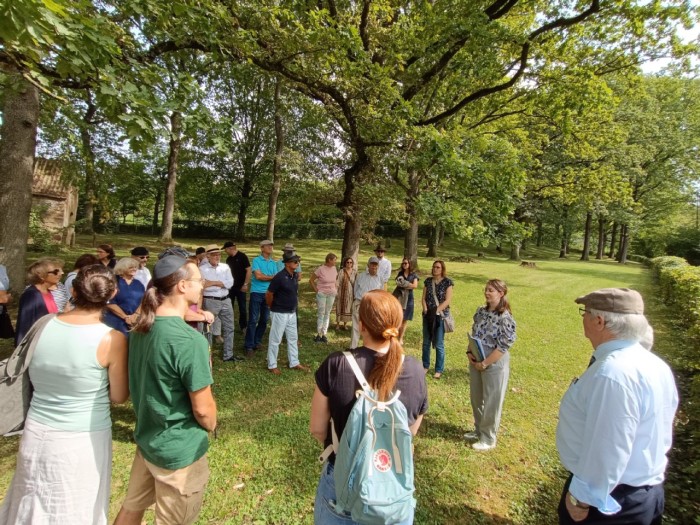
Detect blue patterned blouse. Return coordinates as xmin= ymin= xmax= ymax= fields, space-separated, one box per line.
xmin=471 ymin=306 xmax=516 ymax=358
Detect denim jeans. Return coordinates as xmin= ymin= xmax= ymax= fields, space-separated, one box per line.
xmin=422 ymin=315 xmax=445 ymax=373
xmin=245 ymin=292 xmax=269 ymax=350
xmin=229 ymin=288 xmax=248 ymax=330
xmin=316 ymin=292 xmax=336 ymax=335
xmin=314 ymin=462 xmax=414 ymax=525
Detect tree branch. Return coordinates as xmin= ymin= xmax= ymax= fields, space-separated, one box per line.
xmin=418 ymin=1 xmax=600 ymax=126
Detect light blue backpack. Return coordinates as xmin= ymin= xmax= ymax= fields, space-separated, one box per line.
xmin=320 ymin=351 xmax=415 ymax=524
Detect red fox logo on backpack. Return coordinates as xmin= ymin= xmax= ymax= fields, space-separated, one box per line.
xmin=373 ymin=449 xmax=392 ymax=472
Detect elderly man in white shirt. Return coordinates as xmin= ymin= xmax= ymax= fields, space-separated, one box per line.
xmin=200 ymin=244 xmax=241 ymax=362
xmin=374 ymin=243 xmax=392 ymax=290
xmin=350 ymin=256 xmax=383 ymax=348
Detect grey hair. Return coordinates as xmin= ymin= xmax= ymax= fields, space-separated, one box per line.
xmin=589 ymin=308 xmax=651 ymax=343
xmin=639 ymin=325 xmax=654 ymax=351
xmin=114 ymin=257 xmax=139 ymax=276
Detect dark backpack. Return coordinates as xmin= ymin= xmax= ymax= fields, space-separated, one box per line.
xmin=0 ymin=314 xmax=55 ymax=435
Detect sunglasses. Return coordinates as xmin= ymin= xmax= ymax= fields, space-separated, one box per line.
xmin=138 ymin=256 xmax=149 ymax=260
xmin=46 ymin=269 xmax=62 ymax=275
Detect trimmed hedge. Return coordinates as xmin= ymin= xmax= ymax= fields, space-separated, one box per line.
xmin=651 ymin=256 xmax=700 ymax=337
xmin=650 ymin=256 xmax=700 ymax=519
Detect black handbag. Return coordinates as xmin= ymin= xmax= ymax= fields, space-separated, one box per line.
xmin=0 ymin=308 xmax=14 ymax=340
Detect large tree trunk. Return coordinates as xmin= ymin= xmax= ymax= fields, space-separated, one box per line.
xmin=596 ymin=216 xmax=606 ymax=260
xmin=426 ymin=225 xmax=438 ymax=258
xmin=580 ymin=211 xmax=592 ymax=261
xmin=536 ymin=220 xmax=543 ymax=247
xmin=617 ymin=224 xmax=630 ymax=264
xmin=0 ymin=76 xmax=40 ymax=291
xmin=608 ymin=221 xmax=618 ymax=259
xmin=159 ymin=111 xmax=182 ymax=243
xmin=266 ymin=79 xmax=284 ymax=242
xmin=339 ymin=154 xmax=370 ymax=264
xmin=80 ymin=91 xmax=98 ymax=233
xmin=616 ymin=223 xmax=626 ymax=260
xmin=152 ymin=181 xmax=162 ymax=233
xmin=403 ymin=170 xmax=419 ymax=270
xmin=510 ymin=243 xmax=521 ymax=261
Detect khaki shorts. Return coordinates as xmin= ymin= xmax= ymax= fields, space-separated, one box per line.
xmin=122 ymin=448 xmax=210 ymax=525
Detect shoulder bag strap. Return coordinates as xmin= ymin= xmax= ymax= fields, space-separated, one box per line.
xmin=430 ymin=278 xmax=438 ymax=309
xmin=3 ymin=314 xmax=56 ymax=381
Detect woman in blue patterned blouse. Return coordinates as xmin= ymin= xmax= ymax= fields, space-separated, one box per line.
xmin=465 ymin=279 xmax=516 ymax=451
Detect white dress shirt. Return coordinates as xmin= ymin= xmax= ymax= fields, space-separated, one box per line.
xmin=200 ymin=260 xmax=234 ymax=298
xmin=377 ymin=257 xmax=392 ymax=286
xmin=135 ymin=266 xmax=151 ymax=289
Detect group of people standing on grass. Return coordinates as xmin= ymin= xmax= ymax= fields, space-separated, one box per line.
xmin=0 ymin=238 xmax=679 ymax=525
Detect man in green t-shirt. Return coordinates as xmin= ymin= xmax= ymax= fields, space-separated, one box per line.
xmin=114 ymin=255 xmax=217 ymax=525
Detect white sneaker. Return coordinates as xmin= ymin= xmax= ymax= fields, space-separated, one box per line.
xmin=463 ymin=431 xmax=478 ymax=441
xmin=472 ymin=441 xmax=496 ymax=451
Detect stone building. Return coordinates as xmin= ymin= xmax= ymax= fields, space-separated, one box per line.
xmin=32 ymin=159 xmax=78 ymax=246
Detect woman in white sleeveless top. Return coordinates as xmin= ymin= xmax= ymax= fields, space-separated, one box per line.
xmin=0 ymin=264 xmax=128 ymax=525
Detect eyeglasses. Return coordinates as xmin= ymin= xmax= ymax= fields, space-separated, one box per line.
xmin=46 ymin=269 xmax=62 ymax=275
xmin=345 ymin=261 xmax=353 ymax=265
xmin=579 ymin=307 xmax=589 ymax=317
xmin=138 ymin=256 xmax=149 ymax=260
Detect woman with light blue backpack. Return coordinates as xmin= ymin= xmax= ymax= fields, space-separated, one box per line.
xmin=310 ymin=290 xmax=428 ymax=524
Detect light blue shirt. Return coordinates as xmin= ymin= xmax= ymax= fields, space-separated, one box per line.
xmin=556 ymin=339 xmax=678 ymax=514
xmin=0 ymin=264 xmax=9 ymax=291
xmin=251 ymin=254 xmax=279 ymax=294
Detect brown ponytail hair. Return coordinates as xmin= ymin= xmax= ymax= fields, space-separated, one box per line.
xmin=359 ymin=290 xmax=404 ymax=401
xmin=132 ymin=261 xmax=196 ymax=333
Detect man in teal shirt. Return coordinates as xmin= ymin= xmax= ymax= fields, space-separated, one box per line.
xmin=245 ymin=240 xmax=278 ymax=356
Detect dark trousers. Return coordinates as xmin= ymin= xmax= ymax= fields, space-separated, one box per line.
xmin=245 ymin=292 xmax=269 ymax=349
xmin=558 ymin=475 xmax=664 ymax=525
xmin=229 ymin=287 xmax=248 ymax=330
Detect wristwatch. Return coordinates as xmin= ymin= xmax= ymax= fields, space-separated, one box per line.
xmin=568 ymin=492 xmax=590 ymax=509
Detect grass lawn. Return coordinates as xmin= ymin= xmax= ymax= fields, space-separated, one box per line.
xmin=0 ymin=234 xmax=690 ymax=524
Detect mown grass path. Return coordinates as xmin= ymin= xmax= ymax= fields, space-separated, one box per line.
xmin=0 ymin=237 xmax=688 ymax=524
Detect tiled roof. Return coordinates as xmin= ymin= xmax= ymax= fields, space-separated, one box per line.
xmin=32 ymin=158 xmax=71 ymax=199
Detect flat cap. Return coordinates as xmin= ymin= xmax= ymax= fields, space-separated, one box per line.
xmin=368 ymin=256 xmax=380 ymax=265
xmin=223 ymin=241 xmax=236 ymax=249
xmin=260 ymin=239 xmax=274 ymax=247
xmin=153 ymin=255 xmax=188 ymax=280
xmin=575 ymin=288 xmax=644 ymax=315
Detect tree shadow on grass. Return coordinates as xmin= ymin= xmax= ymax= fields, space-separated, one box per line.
xmin=535 ymin=263 xmax=646 ymax=285
xmin=420 ymin=418 xmax=471 ymax=444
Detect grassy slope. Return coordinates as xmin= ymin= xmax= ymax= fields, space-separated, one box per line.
xmin=0 ymin=235 xmax=682 ymax=524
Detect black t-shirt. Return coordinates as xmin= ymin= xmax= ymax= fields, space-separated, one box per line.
xmin=315 ymin=347 xmax=429 ymax=454
xmin=268 ymin=269 xmax=298 ymax=313
xmin=226 ymin=251 xmax=250 ymax=290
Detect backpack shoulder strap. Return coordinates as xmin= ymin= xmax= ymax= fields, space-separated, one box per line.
xmin=2 ymin=314 xmax=56 ymax=381
xmin=343 ymin=350 xmax=371 ymax=396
